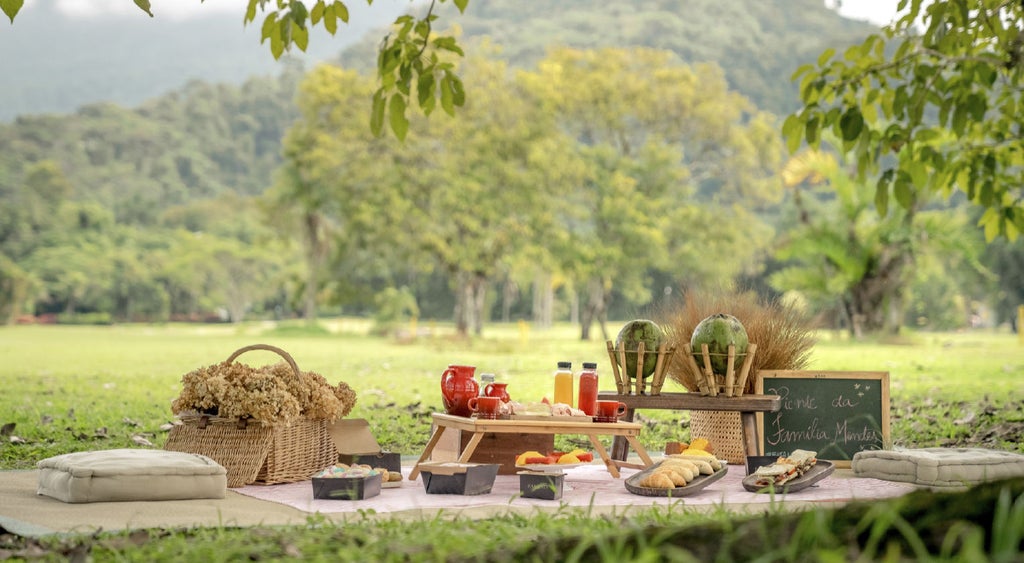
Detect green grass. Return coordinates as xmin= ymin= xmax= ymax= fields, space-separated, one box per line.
xmin=1 ymin=322 xmax=1022 ymax=468
xmin=1 ymin=321 xmax=1022 ymax=561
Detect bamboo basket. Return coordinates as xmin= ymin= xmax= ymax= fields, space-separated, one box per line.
xmin=605 ymin=340 xmax=677 ymax=395
xmin=163 ymin=344 xmax=338 ymax=488
xmin=689 ymin=410 xmax=746 ymax=464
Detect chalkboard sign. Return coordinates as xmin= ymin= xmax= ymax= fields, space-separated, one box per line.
xmin=756 ymin=371 xmax=890 ymax=468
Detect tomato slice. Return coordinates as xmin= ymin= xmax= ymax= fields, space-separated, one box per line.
xmin=525 ymin=456 xmax=551 ymax=465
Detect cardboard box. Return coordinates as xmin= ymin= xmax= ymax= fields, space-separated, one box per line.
xmin=418 ymin=462 xmax=499 ymax=495
xmin=328 ymin=419 xmax=401 ymax=473
xmin=431 ymin=428 xmax=554 ymax=475
xmin=518 ymin=471 xmax=564 ymax=500
xmin=312 ymin=472 xmax=382 ymax=500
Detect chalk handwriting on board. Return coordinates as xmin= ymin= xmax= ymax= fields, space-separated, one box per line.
xmin=757 ymin=371 xmax=890 ymax=465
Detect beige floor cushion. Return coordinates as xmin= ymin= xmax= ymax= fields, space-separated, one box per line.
xmin=37 ymin=449 xmax=227 ymax=503
xmin=852 ymin=448 xmax=1024 ymax=490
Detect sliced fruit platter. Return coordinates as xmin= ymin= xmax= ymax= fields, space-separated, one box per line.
xmin=515 ymin=449 xmax=594 ymax=472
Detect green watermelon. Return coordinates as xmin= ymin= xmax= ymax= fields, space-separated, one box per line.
xmin=690 ymin=313 xmax=748 ymax=374
xmin=614 ymin=320 xmax=664 ymax=379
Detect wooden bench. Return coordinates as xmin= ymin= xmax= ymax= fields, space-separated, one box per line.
xmin=597 ymin=392 xmax=782 ymax=461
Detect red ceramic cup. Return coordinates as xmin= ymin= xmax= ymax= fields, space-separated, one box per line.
xmin=468 ymin=396 xmax=502 ymax=419
xmin=594 ymin=400 xmax=627 ymax=422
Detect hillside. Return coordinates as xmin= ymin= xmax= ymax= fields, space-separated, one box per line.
xmin=339 ymin=0 xmax=879 ymax=115
xmin=0 ymin=0 xmax=409 ymax=122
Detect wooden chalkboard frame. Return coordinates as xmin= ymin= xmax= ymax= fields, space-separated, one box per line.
xmin=756 ymin=370 xmax=890 ymax=468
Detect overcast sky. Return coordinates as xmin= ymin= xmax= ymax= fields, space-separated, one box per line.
xmin=28 ymin=0 xmax=902 ymax=26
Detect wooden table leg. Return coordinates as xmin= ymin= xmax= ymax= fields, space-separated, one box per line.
xmin=740 ymin=411 xmax=759 ymax=457
xmin=457 ymin=432 xmax=486 ymax=463
xmin=610 ymin=408 xmax=635 ymax=461
xmin=586 ymin=434 xmax=620 ymax=478
xmin=408 ymin=424 xmax=447 ymax=480
xmin=624 ymin=435 xmax=655 ymax=467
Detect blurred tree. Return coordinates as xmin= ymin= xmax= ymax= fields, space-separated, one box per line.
xmin=519 ymin=47 xmax=781 ymax=339
xmin=772 ymin=146 xmax=990 ymax=337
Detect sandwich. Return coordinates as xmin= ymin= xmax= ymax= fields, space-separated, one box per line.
xmin=752 ymin=462 xmax=800 ymax=487
xmin=778 ymin=449 xmax=817 ymax=476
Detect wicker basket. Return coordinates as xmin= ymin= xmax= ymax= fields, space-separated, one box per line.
xmin=689 ymin=410 xmax=746 ymax=465
xmin=163 ymin=344 xmax=338 ymax=488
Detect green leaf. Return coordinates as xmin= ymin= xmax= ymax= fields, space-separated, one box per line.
xmin=334 ymin=1 xmax=349 ymax=22
xmin=782 ymin=114 xmax=803 ymax=154
xmin=323 ymin=4 xmax=338 ymax=34
xmin=449 ymin=74 xmax=465 ymax=106
xmin=440 ymin=74 xmax=455 ymax=116
xmin=839 ymin=107 xmax=863 ymax=141
xmin=261 ymin=13 xmax=279 ymax=42
xmin=370 ymin=89 xmax=386 ymax=137
xmin=804 ymin=116 xmax=820 ymax=146
xmin=417 ymin=72 xmax=435 ymax=112
xmin=291 ymin=20 xmax=309 ymax=52
xmin=1 ymin=0 xmax=24 ymax=23
xmin=453 ymin=0 xmax=469 ymax=12
xmin=817 ymin=48 xmax=835 ymax=67
xmin=289 ymin=0 xmax=309 ymax=25
xmin=893 ymin=174 xmax=914 ymax=209
xmin=310 ymin=1 xmax=324 ymax=24
xmin=133 ymin=0 xmax=153 ymax=17
xmin=244 ymin=1 xmax=258 ymax=23
xmin=388 ymin=94 xmax=409 ymax=141
xmin=432 ymin=36 xmax=465 ymax=56
xmin=875 ymin=170 xmax=892 ymax=217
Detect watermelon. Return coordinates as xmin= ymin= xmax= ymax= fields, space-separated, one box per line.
xmin=690 ymin=313 xmax=748 ymax=374
xmin=614 ymin=319 xmax=664 ymax=379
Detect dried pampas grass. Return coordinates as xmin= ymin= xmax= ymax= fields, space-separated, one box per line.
xmin=660 ymin=290 xmax=816 ymax=394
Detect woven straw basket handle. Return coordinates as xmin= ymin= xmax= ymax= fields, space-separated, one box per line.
xmin=225 ymin=344 xmax=301 ymax=378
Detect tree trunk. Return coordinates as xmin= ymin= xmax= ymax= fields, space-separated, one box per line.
xmin=453 ymin=271 xmax=470 ymax=336
xmin=471 ymin=273 xmax=486 ymax=336
xmin=844 ymin=240 xmax=914 ymax=338
xmin=302 ymin=211 xmax=325 ymax=324
xmin=532 ymin=272 xmax=553 ymax=329
xmin=580 ymin=277 xmax=607 ymax=341
xmin=501 ymin=278 xmax=517 ymax=323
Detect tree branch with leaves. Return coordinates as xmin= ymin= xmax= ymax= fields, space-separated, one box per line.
xmin=784 ymin=0 xmax=1024 ymax=241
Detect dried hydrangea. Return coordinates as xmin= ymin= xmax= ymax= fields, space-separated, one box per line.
xmin=171 ymin=359 xmax=358 ymax=423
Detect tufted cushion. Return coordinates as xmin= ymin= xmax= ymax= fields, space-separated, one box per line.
xmin=37 ymin=449 xmax=227 ymax=503
xmin=852 ymin=448 xmax=1024 ymax=490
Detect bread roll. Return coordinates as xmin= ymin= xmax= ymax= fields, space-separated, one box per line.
xmin=655 ymin=468 xmax=689 ymax=486
xmin=639 ymin=472 xmax=675 ymax=489
xmin=668 ymin=455 xmax=715 ymax=474
xmin=658 ymin=462 xmax=695 ymax=482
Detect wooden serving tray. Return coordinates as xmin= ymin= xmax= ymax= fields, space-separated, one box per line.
xmin=741 ymin=461 xmax=835 ymax=493
xmin=625 ymin=461 xmax=729 ymax=497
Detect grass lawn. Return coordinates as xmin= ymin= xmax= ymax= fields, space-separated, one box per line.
xmin=1 ymin=321 xmax=1022 ymax=561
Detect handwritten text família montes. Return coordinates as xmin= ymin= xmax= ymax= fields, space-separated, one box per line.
xmin=764 ymin=384 xmax=882 ymax=448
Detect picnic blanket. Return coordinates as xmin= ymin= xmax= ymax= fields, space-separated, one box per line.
xmin=234 ymin=464 xmax=918 ymax=516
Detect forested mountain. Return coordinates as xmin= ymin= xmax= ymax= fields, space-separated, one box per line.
xmin=339 ymin=0 xmax=878 ymax=115
xmin=0 ymin=0 xmax=409 ymax=122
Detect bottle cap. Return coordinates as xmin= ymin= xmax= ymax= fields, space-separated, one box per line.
xmin=582 ymin=362 xmax=597 ymax=369
xmin=557 ymin=361 xmax=572 ymax=369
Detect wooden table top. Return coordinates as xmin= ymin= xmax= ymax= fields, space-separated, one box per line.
xmin=597 ymin=391 xmax=782 ymax=412
xmin=431 ymin=412 xmax=644 ymax=435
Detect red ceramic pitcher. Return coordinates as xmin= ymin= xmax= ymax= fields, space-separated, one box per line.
xmin=440 ymin=364 xmax=479 ymax=417
xmin=483 ymin=382 xmax=511 ymax=403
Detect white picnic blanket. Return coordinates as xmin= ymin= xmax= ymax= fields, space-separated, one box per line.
xmin=234 ymin=463 xmax=918 ymax=515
